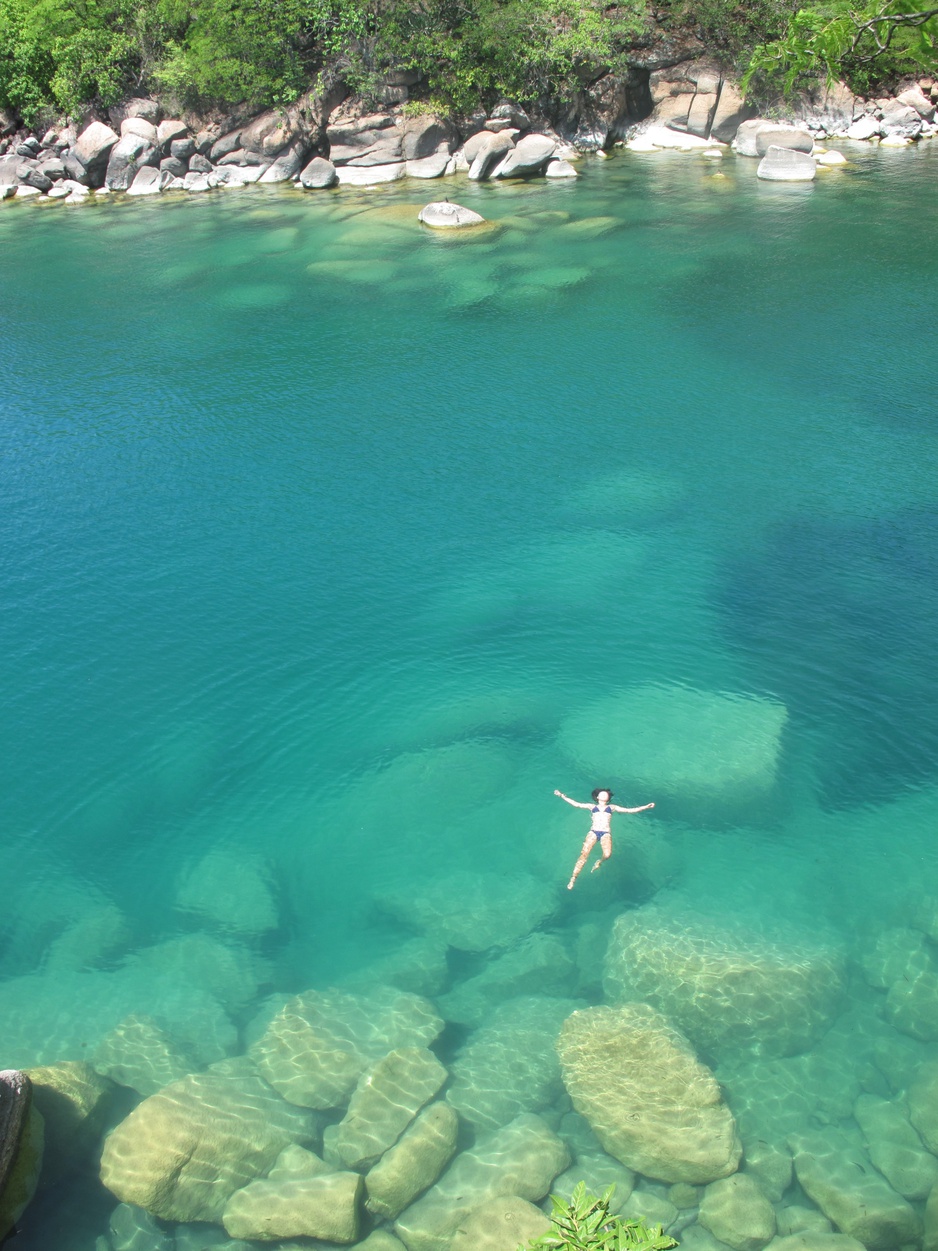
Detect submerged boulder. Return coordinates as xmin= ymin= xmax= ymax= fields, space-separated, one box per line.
xmin=698 ymin=1173 xmax=776 ymax=1250
xmin=26 ymin=1061 xmax=116 ymax=1181
xmin=223 ymin=1162 xmax=363 ymax=1242
xmin=418 ymin=202 xmax=487 ymax=229
xmin=366 ymin=1101 xmax=459 ymax=1221
xmin=251 ymin=986 xmax=443 ymax=1110
xmin=334 ymin=1047 xmax=447 ymax=1169
xmin=603 ymin=909 xmax=844 ymax=1059
xmin=176 ymin=848 xmax=279 ymax=940
xmin=378 ymin=870 xmax=554 ymax=950
xmin=854 ymin=1093 xmax=938 ymax=1200
xmin=99 ymin=1056 xmax=317 ymax=1221
xmin=557 ymin=1004 xmax=741 ymax=1184
xmin=757 ymin=147 xmax=817 ymax=182
xmin=93 ymin=1014 xmax=199 ymax=1096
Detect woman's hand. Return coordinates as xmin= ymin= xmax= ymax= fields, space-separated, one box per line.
xmin=554 ymin=789 xmax=563 ymax=797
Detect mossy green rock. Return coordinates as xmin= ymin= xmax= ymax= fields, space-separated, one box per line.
xmin=26 ymin=1059 xmax=117 ymax=1180
xmin=557 ymin=1004 xmax=741 ymax=1184
xmin=0 ymin=1072 xmax=44 ymax=1243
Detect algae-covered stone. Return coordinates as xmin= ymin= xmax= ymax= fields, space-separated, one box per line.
xmin=557 ymin=1004 xmax=741 ymax=1184
xmin=252 ymin=986 xmax=443 ymax=1110
xmin=26 ymin=1060 xmax=116 ymax=1179
xmin=604 ymin=910 xmax=844 ymax=1060
xmin=789 ymin=1129 xmax=919 ymax=1251
xmin=0 ymin=1071 xmax=44 ymax=1243
xmin=394 ymin=1113 xmax=569 ymax=1251
xmin=176 ymin=849 xmax=279 ymax=940
xmin=94 ymin=1015 xmax=199 ymax=1096
xmin=447 ymin=997 xmax=577 ymax=1131
xmin=367 ymin=1101 xmax=459 ymax=1220
xmin=854 ymin=1092 xmax=938 ymax=1199
xmin=450 ymin=1195 xmax=550 ymax=1251
xmin=223 ymin=1167 xmax=363 ymax=1242
xmin=99 ymin=1056 xmax=317 ymax=1222
xmin=378 ymin=870 xmax=556 ymax=952
xmin=335 ymin=1047 xmax=447 ymax=1168
xmin=699 ymin=1174 xmax=776 ymax=1251
xmin=559 ymin=686 xmax=787 ymax=819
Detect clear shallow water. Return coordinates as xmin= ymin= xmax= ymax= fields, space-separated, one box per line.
xmin=2 ymin=142 xmax=938 ymax=1249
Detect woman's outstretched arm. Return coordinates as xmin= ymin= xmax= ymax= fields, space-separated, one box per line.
xmin=554 ymin=790 xmax=593 ymax=809
xmin=611 ymin=802 xmax=655 ymax=813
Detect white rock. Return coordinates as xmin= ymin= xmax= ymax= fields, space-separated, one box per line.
xmin=880 ymin=134 xmax=911 ymax=146
xmin=15 ymin=185 xmax=42 ymax=197
xmin=639 ymin=126 xmax=712 ymax=150
xmin=546 ymin=159 xmax=579 ymax=177
xmin=757 ymin=146 xmax=817 ymax=181
xmin=121 ymin=118 xmax=158 ymax=143
xmin=336 ymin=163 xmax=405 ymax=185
xmin=846 ymin=116 xmax=881 ymax=140
xmin=127 ymin=166 xmax=170 ymax=195
xmin=816 ymin=150 xmax=848 ymax=165
xmin=418 ymin=201 xmax=486 ymax=229
xmin=157 ymin=120 xmax=188 ymax=147
xmin=405 ymin=151 xmax=451 ymax=178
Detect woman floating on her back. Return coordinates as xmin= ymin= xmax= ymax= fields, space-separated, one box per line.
xmin=554 ymin=787 xmax=655 ymax=890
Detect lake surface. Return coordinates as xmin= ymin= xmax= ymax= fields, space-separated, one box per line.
xmin=2 ymin=141 xmax=938 ymax=1251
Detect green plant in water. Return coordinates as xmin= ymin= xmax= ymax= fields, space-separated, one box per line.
xmin=522 ymin=1184 xmax=678 ymax=1251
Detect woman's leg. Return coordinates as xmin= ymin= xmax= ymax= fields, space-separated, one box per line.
xmin=591 ymin=833 xmax=613 ymax=871
xmin=568 ymin=833 xmax=598 ymax=889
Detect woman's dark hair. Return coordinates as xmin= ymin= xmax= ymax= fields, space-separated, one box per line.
xmin=591 ymin=787 xmax=614 ymax=801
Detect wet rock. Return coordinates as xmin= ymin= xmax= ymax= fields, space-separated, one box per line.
xmin=394 ymin=1113 xmax=569 ymax=1251
xmin=251 ymin=986 xmax=443 ymax=1110
xmin=223 ymin=1165 xmax=363 ymax=1242
xmin=366 ymin=1102 xmax=459 ymax=1221
xmin=70 ymin=120 xmax=119 ymax=184
xmin=744 ymin=1141 xmax=792 ymax=1204
xmin=450 ymin=1195 xmax=550 ymax=1251
xmin=378 ymin=869 xmax=555 ymax=949
xmin=758 ymin=147 xmax=817 ymax=181
xmin=99 ymin=1056 xmax=317 ymax=1222
xmin=0 ymin=1071 xmax=44 ymax=1243
xmin=176 ymin=849 xmax=279 ymax=941
xmin=775 ymin=1207 xmax=834 ymax=1237
xmin=26 ymin=1061 xmax=116 ymax=1180
xmin=93 ymin=1015 xmax=199 ymax=1096
xmin=447 ymin=996 xmax=577 ymax=1131
xmin=768 ymin=1237 xmax=865 ymax=1251
xmin=789 ymin=1129 xmax=919 ymax=1251
xmin=345 ymin=938 xmax=449 ymax=999
xmin=105 ymin=134 xmax=159 ymax=191
xmin=335 ymin=1047 xmax=447 ymax=1169
xmin=557 ymin=1003 xmax=741 ymax=1184
xmin=907 ymin=1060 xmax=938 ymax=1153
xmin=699 ymin=1174 xmax=776 ymax=1251
xmin=604 ymin=909 xmax=843 ymax=1059
xmin=300 ymin=156 xmax=338 ymax=188
xmin=854 ymin=1093 xmax=938 ymax=1199
xmin=559 ymin=685 xmax=787 ymax=820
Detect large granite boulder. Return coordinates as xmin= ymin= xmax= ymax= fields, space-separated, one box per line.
xmin=880 ymin=103 xmax=923 ymax=138
xmin=223 ymin=1160 xmax=363 ymax=1242
xmin=734 ymin=121 xmax=812 ymax=156
xmin=403 ymin=116 xmax=456 ymax=160
xmin=450 ymin=1195 xmax=550 ymax=1251
xmin=259 ymin=140 xmax=307 ymax=183
xmin=109 ymin=1202 xmax=174 ymax=1251
xmin=241 ymin=109 xmax=298 ymax=156
xmin=251 ymin=986 xmax=443 ymax=1110
xmin=336 ymin=163 xmax=405 ymax=184
xmin=120 ymin=117 xmax=158 ymax=143
xmin=552 ymin=1153 xmax=636 ymax=1214
xmin=300 ymin=156 xmax=337 ymax=188
xmin=70 ymin=121 xmax=119 ymax=185
xmin=418 ymin=202 xmax=486 ymax=229
xmin=558 ymin=685 xmax=787 ymax=820
xmin=710 ymin=81 xmax=756 ymax=142
xmin=789 ymin=1130 xmax=919 ymax=1251
xmin=447 ymin=997 xmax=577 ymax=1131
xmin=366 ymin=1101 xmax=459 ymax=1220
xmin=377 ymin=870 xmax=555 ymax=951
xmin=556 ymin=1004 xmax=741 ymax=1184
xmin=854 ymin=1093 xmax=938 ymax=1200
xmin=93 ymin=1014 xmax=199 ymax=1096
xmin=26 ymin=1061 xmax=116 ymax=1180
xmin=176 ymin=849 xmax=279 ymax=940
xmin=603 ymin=910 xmax=844 ymax=1059
xmin=127 ymin=166 xmax=170 ymax=195
xmin=757 ymin=148 xmax=817 ymax=182
xmin=99 ymin=1057 xmax=317 ymax=1221
xmin=328 ymin=114 xmax=403 ymax=165
xmin=105 ymin=133 xmax=159 ymax=191
xmin=334 ymin=1047 xmax=447 ymax=1169
xmin=395 ymin=1113 xmax=568 ymax=1251
xmin=769 ymin=1238 xmax=866 ymax=1251
xmin=0 ymin=1071 xmax=44 ymax=1243
xmin=698 ymin=1174 xmax=776 ymax=1251
xmin=468 ymin=131 xmax=515 ymax=180
xmin=493 ymin=133 xmax=556 ymax=178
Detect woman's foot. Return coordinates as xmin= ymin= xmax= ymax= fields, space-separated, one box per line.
xmin=591 ymin=859 xmax=603 ymax=872
xmin=567 ymin=877 xmax=576 ymax=890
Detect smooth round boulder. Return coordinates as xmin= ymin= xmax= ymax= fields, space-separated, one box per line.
xmin=699 ymin=1174 xmax=776 ymax=1251
xmin=300 ymin=156 xmax=338 ymax=189
xmin=418 ymin=202 xmax=486 ymax=229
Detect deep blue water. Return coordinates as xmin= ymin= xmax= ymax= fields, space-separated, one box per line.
xmin=2 ymin=141 xmax=938 ymax=1251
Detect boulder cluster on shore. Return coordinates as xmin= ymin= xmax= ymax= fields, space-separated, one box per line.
xmin=0 ymin=68 xmax=936 ymax=207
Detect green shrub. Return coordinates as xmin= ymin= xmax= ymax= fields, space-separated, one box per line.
xmin=522 ymin=1183 xmax=678 ymax=1251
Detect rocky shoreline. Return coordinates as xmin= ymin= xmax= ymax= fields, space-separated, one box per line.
xmin=0 ymin=68 xmax=936 ymax=208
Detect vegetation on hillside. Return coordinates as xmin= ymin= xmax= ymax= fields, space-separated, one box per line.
xmin=0 ymin=0 xmax=934 ymax=125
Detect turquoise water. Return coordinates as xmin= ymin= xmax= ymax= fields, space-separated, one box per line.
xmin=2 ymin=142 xmax=938 ymax=1249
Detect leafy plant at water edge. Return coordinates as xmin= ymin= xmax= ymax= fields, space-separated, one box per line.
xmin=522 ymin=1183 xmax=678 ymax=1251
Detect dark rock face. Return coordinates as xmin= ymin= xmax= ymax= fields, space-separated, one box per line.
xmin=1 ymin=1070 xmax=39 ymax=1243
xmin=0 ymin=1072 xmax=30 ymax=1193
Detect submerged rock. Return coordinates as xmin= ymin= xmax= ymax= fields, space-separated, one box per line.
xmin=223 ymin=1164 xmax=363 ymax=1242
xmin=440 ymin=933 xmax=574 ymax=1026
xmin=557 ymin=1004 xmax=741 ymax=1184
xmin=603 ymin=909 xmax=844 ymax=1059
xmin=854 ymin=1093 xmax=938 ymax=1200
xmin=99 ymin=1056 xmax=317 ymax=1222
xmin=93 ymin=1014 xmax=199 ymax=1097
xmin=26 ymin=1061 xmax=116 ymax=1181
xmin=366 ymin=1101 xmax=459 ymax=1220
xmin=378 ymin=870 xmax=555 ymax=950
xmin=109 ymin=1202 xmax=174 ymax=1251
xmin=394 ymin=1113 xmax=569 ymax=1251
xmin=698 ymin=1174 xmax=776 ymax=1250
xmin=176 ymin=848 xmax=279 ymax=941
xmin=450 ymin=1195 xmax=550 ymax=1251
xmin=335 ymin=1047 xmax=447 ymax=1169
xmin=418 ymin=202 xmax=486 ymax=229
xmin=757 ymin=147 xmax=817 ymax=182
xmin=251 ymin=986 xmax=443 ymax=1110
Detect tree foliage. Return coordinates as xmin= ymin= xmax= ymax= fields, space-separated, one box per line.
xmin=523 ymin=1183 xmax=679 ymax=1251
